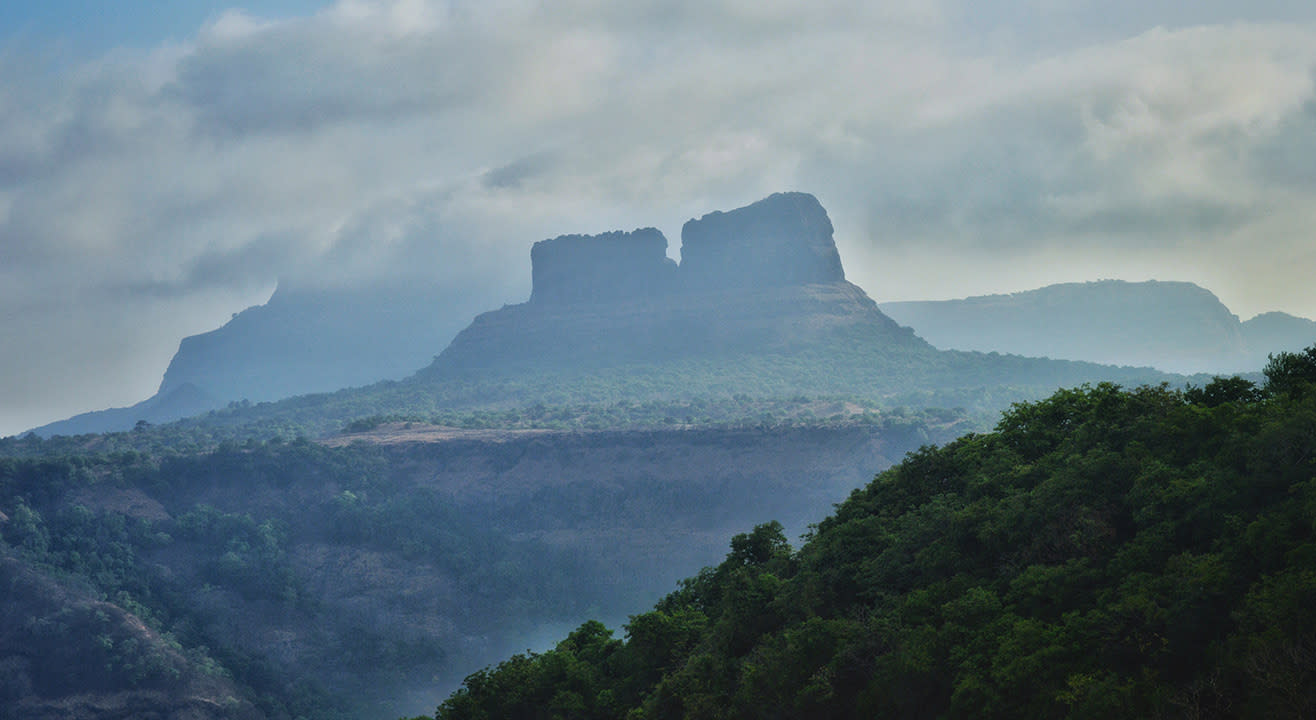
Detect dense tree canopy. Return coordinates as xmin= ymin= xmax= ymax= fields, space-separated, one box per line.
xmin=431 ymin=350 xmax=1316 ymax=720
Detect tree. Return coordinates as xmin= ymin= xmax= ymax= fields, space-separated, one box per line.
xmin=1263 ymin=345 xmax=1316 ymax=399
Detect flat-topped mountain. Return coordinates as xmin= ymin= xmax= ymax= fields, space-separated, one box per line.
xmin=881 ymin=280 xmax=1316 ymax=374
xmin=429 ymin=193 xmax=919 ymax=374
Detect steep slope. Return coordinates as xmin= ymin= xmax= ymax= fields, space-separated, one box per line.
xmin=32 ymin=279 xmax=505 ymax=437
xmin=0 ymin=418 xmax=960 ymax=719
xmin=0 ymin=552 xmax=262 ymax=720
xmin=879 ymin=280 xmax=1313 ymax=375
xmin=432 ymin=357 xmax=1316 ymax=720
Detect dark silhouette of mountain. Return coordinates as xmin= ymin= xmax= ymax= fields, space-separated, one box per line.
xmin=880 ymin=280 xmax=1315 ymax=374
xmin=410 ymin=194 xmax=1180 ymax=421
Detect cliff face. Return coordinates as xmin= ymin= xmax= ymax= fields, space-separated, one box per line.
xmin=530 ymin=228 xmax=676 ymax=305
xmin=680 ymin=192 xmax=844 ymax=291
xmin=431 ymin=192 xmax=913 ymax=373
xmin=526 ymin=192 xmax=844 ymax=305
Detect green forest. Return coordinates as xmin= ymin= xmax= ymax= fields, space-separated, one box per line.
xmin=424 ymin=348 xmax=1316 ymax=720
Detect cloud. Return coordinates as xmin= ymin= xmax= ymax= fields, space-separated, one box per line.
xmin=3 ymin=0 xmax=1316 ymax=433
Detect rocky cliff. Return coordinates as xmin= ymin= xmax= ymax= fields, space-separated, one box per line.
xmin=530 ymin=228 xmax=676 ymax=305
xmin=430 ymin=192 xmax=915 ymax=373
xmin=680 ymin=191 xmax=844 ymax=290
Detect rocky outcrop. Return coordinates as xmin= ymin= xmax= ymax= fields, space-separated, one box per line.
xmin=430 ymin=193 xmax=915 ymax=373
xmin=680 ymin=192 xmax=844 ymax=291
xmin=524 ymin=192 xmax=843 ymax=306
xmin=530 ymin=228 xmax=676 ymax=305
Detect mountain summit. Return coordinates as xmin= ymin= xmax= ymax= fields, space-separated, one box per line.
xmin=427 ymin=192 xmax=918 ymax=374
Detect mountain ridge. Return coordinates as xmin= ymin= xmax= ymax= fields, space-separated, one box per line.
xmin=880 ymin=279 xmax=1316 ymax=374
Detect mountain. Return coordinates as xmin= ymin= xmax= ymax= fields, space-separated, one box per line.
xmin=28 ymin=382 xmax=221 ymax=438
xmin=0 ymin=192 xmax=1277 ymax=720
xmin=880 ymin=280 xmax=1316 ymax=375
xmin=411 ymin=194 xmax=1179 ymax=421
xmin=1241 ymin=311 xmax=1316 ymax=366
xmin=30 ymin=193 xmax=1200 ymax=440
xmin=428 ymin=193 xmax=917 ymax=374
xmin=31 ymin=280 xmax=504 ymax=437
xmin=429 ymin=360 xmax=1316 ymax=720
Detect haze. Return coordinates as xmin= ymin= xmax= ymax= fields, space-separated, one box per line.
xmin=3 ymin=0 xmax=1316 ymax=436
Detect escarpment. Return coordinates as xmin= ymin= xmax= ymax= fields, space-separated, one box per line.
xmin=427 ymin=192 xmax=918 ymax=373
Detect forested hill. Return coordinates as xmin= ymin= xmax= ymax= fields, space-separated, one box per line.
xmin=427 ymin=347 xmax=1316 ymax=720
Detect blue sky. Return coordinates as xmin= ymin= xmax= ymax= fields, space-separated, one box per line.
xmin=2 ymin=0 xmax=1316 ymax=435
xmin=0 ymin=1 xmax=326 ymax=54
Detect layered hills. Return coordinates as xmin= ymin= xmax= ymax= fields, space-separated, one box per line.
xmin=2 ymin=192 xmax=1305 ymax=720
xmin=880 ymin=280 xmax=1316 ymax=374
xmin=30 ymin=192 xmax=1223 ymax=439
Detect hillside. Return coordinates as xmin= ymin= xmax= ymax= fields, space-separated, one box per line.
xmin=428 ymin=348 xmax=1316 ymax=720
xmin=0 ymin=417 xmax=961 ymax=719
xmin=880 ymin=280 xmax=1316 ymax=374
xmin=32 ymin=280 xmax=504 ymax=437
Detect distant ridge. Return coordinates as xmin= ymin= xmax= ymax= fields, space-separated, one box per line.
xmin=29 ymin=281 xmax=502 ymax=437
xmin=880 ymin=280 xmax=1316 ymax=375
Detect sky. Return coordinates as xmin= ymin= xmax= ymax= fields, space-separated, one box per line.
xmin=3 ymin=0 xmax=1316 ymax=436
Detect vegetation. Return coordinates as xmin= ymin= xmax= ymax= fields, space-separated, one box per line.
xmin=8 ymin=320 xmax=1191 ymax=451
xmin=429 ymin=349 xmax=1316 ymax=719
xmin=0 ymin=440 xmax=605 ymax=718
